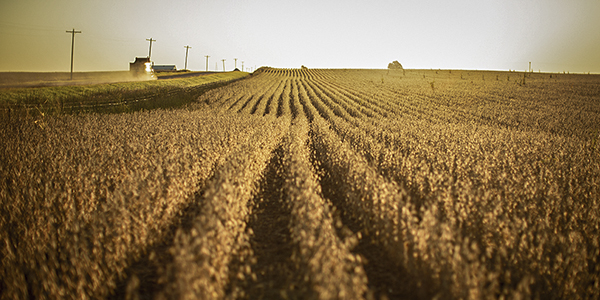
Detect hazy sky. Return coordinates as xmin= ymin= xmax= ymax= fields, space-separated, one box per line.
xmin=1 ymin=0 xmax=599 ymax=73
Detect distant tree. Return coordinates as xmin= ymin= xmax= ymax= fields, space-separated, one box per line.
xmin=388 ymin=61 xmax=403 ymax=70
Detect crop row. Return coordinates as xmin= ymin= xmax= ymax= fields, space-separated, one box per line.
xmin=157 ymin=114 xmax=287 ymax=299
xmin=0 ymin=108 xmax=280 ymax=299
xmin=2 ymin=68 xmax=599 ymax=299
xmin=210 ymin=69 xmax=600 ymax=299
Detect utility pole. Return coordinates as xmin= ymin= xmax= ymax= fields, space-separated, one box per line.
xmin=184 ymin=45 xmax=192 ymax=71
xmin=205 ymin=55 xmax=210 ymax=72
xmin=241 ymin=61 xmax=244 ymax=72
xmin=529 ymin=62 xmax=532 ymax=72
xmin=66 ymin=28 xmax=81 ymax=80
xmin=234 ymin=58 xmax=238 ymax=70
xmin=146 ymin=38 xmax=156 ymax=60
xmin=222 ymin=59 xmax=226 ymax=72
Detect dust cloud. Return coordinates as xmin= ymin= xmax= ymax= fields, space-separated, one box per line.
xmin=0 ymin=71 xmax=155 ymax=89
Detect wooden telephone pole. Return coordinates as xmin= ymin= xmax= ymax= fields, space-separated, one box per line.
xmin=184 ymin=45 xmax=192 ymax=70
xmin=66 ymin=28 xmax=81 ymax=80
xmin=146 ymin=38 xmax=156 ymax=60
xmin=205 ymin=55 xmax=210 ymax=72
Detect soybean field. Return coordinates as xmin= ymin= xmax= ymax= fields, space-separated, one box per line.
xmin=1 ymin=68 xmax=599 ymax=300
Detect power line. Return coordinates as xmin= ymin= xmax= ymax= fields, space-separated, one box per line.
xmin=0 ymin=30 xmax=53 ymax=37
xmin=66 ymin=28 xmax=81 ymax=80
xmin=1 ymin=21 xmax=62 ymax=32
xmin=83 ymin=33 xmax=138 ymax=45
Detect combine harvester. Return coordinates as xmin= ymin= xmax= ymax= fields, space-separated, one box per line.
xmin=129 ymin=57 xmax=156 ymax=81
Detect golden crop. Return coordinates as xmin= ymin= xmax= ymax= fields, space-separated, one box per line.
xmin=1 ymin=68 xmax=598 ymax=299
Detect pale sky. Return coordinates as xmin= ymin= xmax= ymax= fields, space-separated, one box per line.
xmin=1 ymin=0 xmax=599 ymax=73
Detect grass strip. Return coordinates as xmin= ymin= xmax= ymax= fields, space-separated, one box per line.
xmin=0 ymin=71 xmax=249 ymax=114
